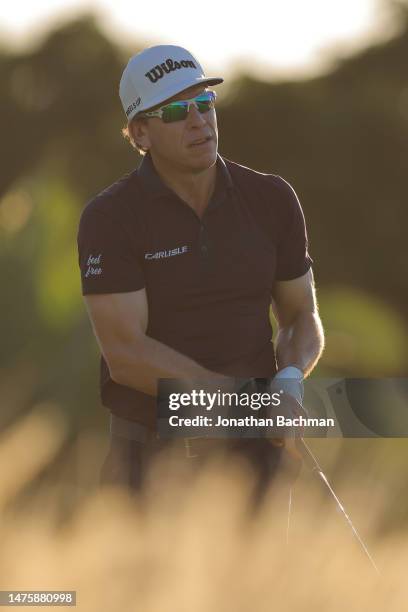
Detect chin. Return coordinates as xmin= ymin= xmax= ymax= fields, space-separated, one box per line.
xmin=186 ymin=145 xmax=217 ymax=170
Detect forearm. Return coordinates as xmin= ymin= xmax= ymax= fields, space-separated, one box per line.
xmin=107 ymin=334 xmax=223 ymax=396
xmin=275 ymin=311 xmax=324 ymax=377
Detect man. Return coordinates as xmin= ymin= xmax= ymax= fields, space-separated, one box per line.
xmin=77 ymin=44 xmax=324 ymax=498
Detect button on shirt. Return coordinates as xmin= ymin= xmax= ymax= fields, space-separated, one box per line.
xmin=77 ymin=153 xmax=313 ymax=427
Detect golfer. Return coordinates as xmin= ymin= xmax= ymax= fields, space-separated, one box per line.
xmin=77 ymin=45 xmax=324 ymax=499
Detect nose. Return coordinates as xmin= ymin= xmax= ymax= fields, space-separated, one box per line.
xmin=185 ymin=102 xmax=207 ymax=127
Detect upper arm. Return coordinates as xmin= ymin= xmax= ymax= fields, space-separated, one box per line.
xmin=77 ymin=197 xmax=148 ymax=369
xmin=77 ymin=200 xmax=145 ymax=296
xmin=272 ymin=269 xmax=317 ymax=328
xmin=84 ymin=289 xmax=148 ymax=368
xmin=268 ymin=175 xmax=315 ymax=327
xmin=271 ymin=176 xmax=313 ymax=282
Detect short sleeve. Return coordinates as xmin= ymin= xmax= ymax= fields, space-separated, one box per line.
xmin=77 ymin=202 xmax=145 ymax=295
xmin=273 ymin=177 xmax=313 ymax=281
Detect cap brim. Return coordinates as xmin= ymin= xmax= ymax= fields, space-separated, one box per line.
xmin=129 ymin=76 xmax=224 ymax=120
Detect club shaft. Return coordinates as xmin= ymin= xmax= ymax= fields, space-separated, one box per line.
xmin=298 ymin=439 xmax=380 ymax=575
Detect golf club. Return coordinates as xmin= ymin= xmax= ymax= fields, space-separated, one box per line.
xmin=296 ymin=437 xmax=381 ymax=575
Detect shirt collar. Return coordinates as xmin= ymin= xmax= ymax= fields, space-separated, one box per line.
xmin=137 ymin=152 xmax=234 ymax=209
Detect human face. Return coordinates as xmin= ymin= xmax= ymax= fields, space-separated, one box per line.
xmin=134 ymin=84 xmax=218 ymax=173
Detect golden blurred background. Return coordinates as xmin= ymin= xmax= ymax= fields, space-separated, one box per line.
xmin=0 ymin=2 xmax=407 ymax=606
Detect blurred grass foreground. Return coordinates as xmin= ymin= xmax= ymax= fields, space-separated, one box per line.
xmin=0 ymin=409 xmax=407 ymax=611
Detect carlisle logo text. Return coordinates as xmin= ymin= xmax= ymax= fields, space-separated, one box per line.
xmin=145 ymin=246 xmax=188 ymax=260
xmin=145 ymin=59 xmax=196 ymax=84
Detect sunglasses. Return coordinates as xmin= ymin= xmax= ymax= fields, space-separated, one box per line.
xmin=139 ymin=91 xmax=216 ymax=123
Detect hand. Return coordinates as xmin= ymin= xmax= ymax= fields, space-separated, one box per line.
xmin=273 ymin=365 xmax=304 ymax=404
xmin=268 ymin=374 xmax=307 ymax=462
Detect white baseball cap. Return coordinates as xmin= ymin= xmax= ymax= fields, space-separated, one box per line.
xmin=119 ymin=45 xmax=224 ymax=122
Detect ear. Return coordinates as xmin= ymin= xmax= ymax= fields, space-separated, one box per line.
xmin=130 ymin=117 xmax=151 ymax=152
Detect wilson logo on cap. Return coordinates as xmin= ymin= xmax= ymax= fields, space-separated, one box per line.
xmin=119 ymin=45 xmax=223 ymax=122
xmin=145 ymin=58 xmax=197 ymax=84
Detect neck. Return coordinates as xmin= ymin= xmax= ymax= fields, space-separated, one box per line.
xmin=149 ymin=153 xmax=217 ymax=218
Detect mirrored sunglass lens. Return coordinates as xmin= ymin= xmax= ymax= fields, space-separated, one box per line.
xmin=195 ymin=93 xmax=215 ymax=113
xmin=196 ymin=100 xmax=212 ymax=113
xmin=162 ymin=102 xmax=188 ymax=123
